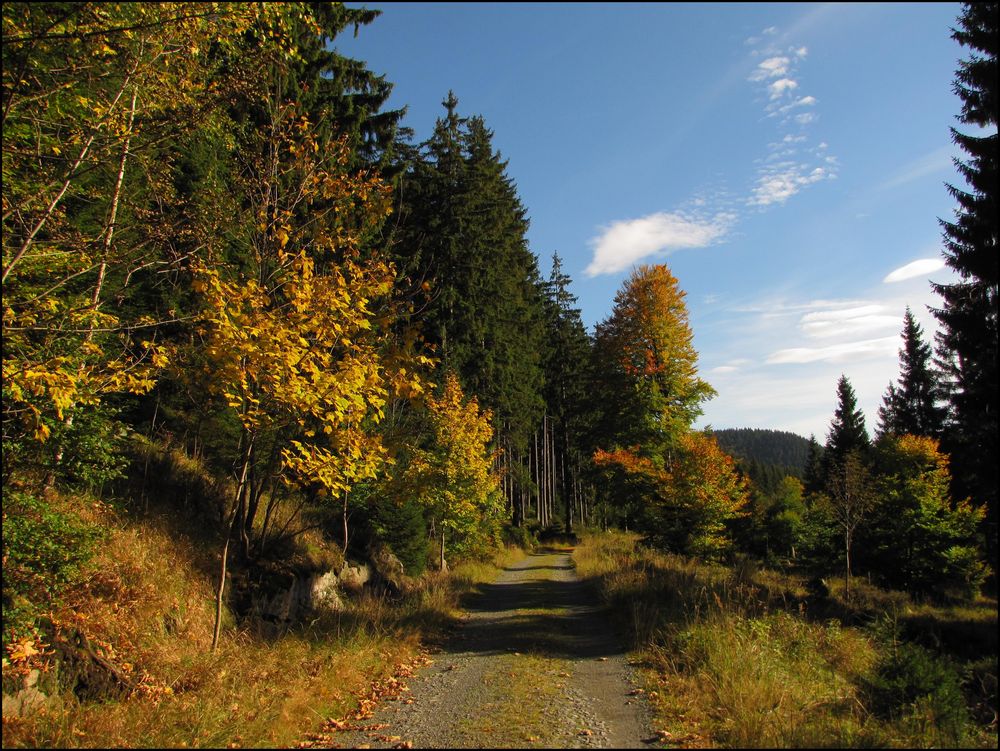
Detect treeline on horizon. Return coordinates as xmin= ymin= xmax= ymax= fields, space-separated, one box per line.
xmin=2 ymin=1 xmax=996 ymax=660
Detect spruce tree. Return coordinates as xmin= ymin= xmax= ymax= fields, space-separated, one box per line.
xmin=877 ymin=308 xmax=946 ymax=439
xmin=802 ymin=434 xmax=825 ymax=497
xmin=823 ymin=375 xmax=870 ymax=477
xmin=392 ymin=93 xmax=546 ymax=461
xmin=931 ymin=2 xmax=998 ymax=572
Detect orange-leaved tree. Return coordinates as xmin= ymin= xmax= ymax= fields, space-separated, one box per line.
xmin=592 ymin=264 xmax=715 ymax=462
xmin=595 ymin=432 xmax=748 ymax=558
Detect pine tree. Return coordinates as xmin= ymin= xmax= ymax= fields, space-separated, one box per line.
xmin=390 ymin=94 xmax=547 ymax=494
xmin=877 ymin=308 xmax=946 ymax=438
xmin=802 ymin=434 xmax=825 ymax=497
xmin=930 ymin=1 xmax=998 ymax=571
xmin=823 ymin=375 xmax=870 ymax=476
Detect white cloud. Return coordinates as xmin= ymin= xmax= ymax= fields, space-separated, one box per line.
xmin=883 ymin=258 xmax=946 ymax=283
xmin=767 ymin=94 xmax=818 ymax=118
xmin=768 ymin=78 xmax=799 ymax=99
xmin=767 ymin=335 xmax=900 ymax=364
xmin=585 ymin=211 xmax=733 ymax=277
xmin=794 ymin=112 xmax=816 ymax=125
xmin=693 ymin=255 xmax=958 ymax=438
xmin=794 ymin=46 xmax=808 ymax=57
xmin=750 ymin=56 xmax=792 ymax=81
xmin=800 ymin=304 xmax=901 ymax=338
xmin=748 ymin=163 xmax=833 ymax=207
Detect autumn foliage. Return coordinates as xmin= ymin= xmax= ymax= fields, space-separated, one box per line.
xmin=401 ymin=372 xmax=503 ymax=567
xmin=594 ymin=432 xmax=748 ymax=557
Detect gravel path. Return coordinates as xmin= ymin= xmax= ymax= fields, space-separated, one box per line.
xmin=329 ymin=547 xmax=657 ymax=749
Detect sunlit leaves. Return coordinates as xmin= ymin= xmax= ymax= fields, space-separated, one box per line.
xmin=402 ymin=372 xmax=504 ymax=554
xmin=594 ymin=432 xmax=749 ymax=557
xmin=593 ymin=264 xmax=715 ymax=454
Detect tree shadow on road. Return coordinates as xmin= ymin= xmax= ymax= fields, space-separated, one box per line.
xmin=448 ymin=555 xmax=627 ymax=660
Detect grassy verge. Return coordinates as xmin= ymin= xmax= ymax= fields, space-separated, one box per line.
xmin=574 ymin=529 xmax=997 ymax=748
xmin=1 ymin=494 xmax=526 ymax=748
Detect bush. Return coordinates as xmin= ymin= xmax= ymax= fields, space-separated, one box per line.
xmin=866 ymin=642 xmax=969 ymax=745
xmin=371 ymin=495 xmax=429 ymax=576
xmin=1 ymin=491 xmax=102 ymax=647
xmin=502 ymin=524 xmax=536 ymax=551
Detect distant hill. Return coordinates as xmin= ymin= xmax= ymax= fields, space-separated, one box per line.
xmin=712 ymin=428 xmax=811 ymax=476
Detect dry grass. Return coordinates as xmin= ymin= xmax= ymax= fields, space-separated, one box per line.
xmin=574 ymin=529 xmax=997 ymax=749
xmin=2 ymin=495 xmax=527 ymax=749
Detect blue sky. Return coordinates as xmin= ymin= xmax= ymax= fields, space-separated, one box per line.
xmin=336 ymin=2 xmax=973 ymax=440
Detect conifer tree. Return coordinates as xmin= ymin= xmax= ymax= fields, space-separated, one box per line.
xmin=392 ymin=93 xmax=546 ymax=464
xmin=931 ymin=1 xmax=998 ymax=570
xmin=822 ymin=375 xmax=870 ymax=478
xmin=877 ymin=308 xmax=946 ymax=439
xmin=802 ymin=434 xmax=825 ymax=497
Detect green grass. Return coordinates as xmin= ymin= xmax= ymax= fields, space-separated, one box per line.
xmin=574 ymin=529 xmax=997 ymax=749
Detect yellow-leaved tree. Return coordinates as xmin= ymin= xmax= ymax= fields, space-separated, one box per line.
xmin=402 ymin=372 xmax=503 ymax=570
xmin=186 ymin=119 xmax=427 ymax=649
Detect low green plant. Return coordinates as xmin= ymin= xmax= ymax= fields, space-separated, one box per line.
xmin=866 ymin=642 xmax=970 ymax=745
xmin=1 ymin=491 xmax=103 ymax=647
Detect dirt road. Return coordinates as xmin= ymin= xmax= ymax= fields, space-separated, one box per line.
xmin=331 ymin=547 xmax=657 ymax=749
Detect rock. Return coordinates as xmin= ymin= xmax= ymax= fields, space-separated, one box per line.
xmin=370 ymin=546 xmax=405 ymax=595
xmin=338 ymin=562 xmax=372 ymax=593
xmin=310 ymin=570 xmax=344 ymax=612
xmin=2 ymin=670 xmax=52 ymax=718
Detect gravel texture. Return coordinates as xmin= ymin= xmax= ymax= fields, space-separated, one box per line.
xmin=330 ymin=547 xmax=657 ymax=749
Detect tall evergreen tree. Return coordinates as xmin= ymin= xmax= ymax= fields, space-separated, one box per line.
xmin=823 ymin=375 xmax=870 ymax=474
xmin=802 ymin=434 xmax=825 ymax=497
xmin=876 ymin=308 xmax=946 ymax=439
xmin=391 ymin=93 xmax=546 ymax=456
xmin=930 ymin=1 xmax=998 ymax=572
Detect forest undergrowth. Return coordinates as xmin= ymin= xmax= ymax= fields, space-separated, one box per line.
xmin=574 ymin=530 xmax=998 ymax=749
xmin=1 ymin=489 xmax=526 ymax=749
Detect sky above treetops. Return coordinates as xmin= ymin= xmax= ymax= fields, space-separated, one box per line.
xmin=337 ymin=2 xmax=978 ymax=440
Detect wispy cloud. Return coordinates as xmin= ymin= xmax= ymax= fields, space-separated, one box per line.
xmin=767 ymin=336 xmax=899 ymax=364
xmin=750 ymin=55 xmax=792 ymax=81
xmin=744 ymin=27 xmax=837 ymax=209
xmin=585 ymin=211 xmax=734 ymax=277
xmin=584 ymin=23 xmax=834 ymax=277
xmin=697 ymin=257 xmax=957 ymax=436
xmin=883 ymin=258 xmax=946 ymax=283
xmin=876 ymin=146 xmax=956 ymax=191
xmin=799 ymin=304 xmax=901 ymax=338
xmin=748 ymin=163 xmax=833 ymax=207
xmin=767 ymin=77 xmax=799 ymax=99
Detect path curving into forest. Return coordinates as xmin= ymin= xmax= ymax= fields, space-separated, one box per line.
xmin=329 ymin=547 xmax=657 ymax=749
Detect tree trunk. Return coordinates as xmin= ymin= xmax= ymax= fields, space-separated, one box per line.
xmin=342 ymin=491 xmax=349 ymax=553
xmin=439 ymin=529 xmax=446 ymax=571
xmin=212 ymin=434 xmax=254 ymax=652
xmin=844 ymin=528 xmax=852 ymax=597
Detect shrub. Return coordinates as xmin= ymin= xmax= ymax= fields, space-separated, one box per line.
xmin=372 ymin=495 xmax=429 ymax=576
xmin=866 ymin=642 xmax=969 ymax=745
xmin=1 ymin=491 xmax=102 ymax=647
